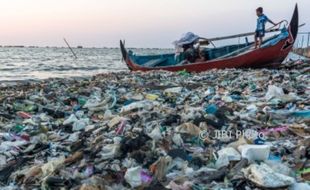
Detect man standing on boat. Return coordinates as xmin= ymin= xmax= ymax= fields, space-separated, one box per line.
xmin=255 ymin=7 xmax=277 ymax=48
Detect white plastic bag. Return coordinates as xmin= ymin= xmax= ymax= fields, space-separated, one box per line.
xmin=265 ymin=85 xmax=284 ymax=101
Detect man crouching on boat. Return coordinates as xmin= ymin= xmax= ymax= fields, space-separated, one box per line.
xmin=255 ymin=7 xmax=276 ymax=49
xmin=174 ymin=32 xmax=205 ymax=64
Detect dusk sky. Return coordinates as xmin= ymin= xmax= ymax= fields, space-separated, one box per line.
xmin=0 ymin=0 xmax=309 ymax=48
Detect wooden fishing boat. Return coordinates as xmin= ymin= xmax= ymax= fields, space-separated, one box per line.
xmin=120 ymin=5 xmax=299 ymax=72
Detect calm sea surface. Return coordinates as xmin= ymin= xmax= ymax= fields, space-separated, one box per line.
xmin=0 ymin=47 xmax=173 ymax=81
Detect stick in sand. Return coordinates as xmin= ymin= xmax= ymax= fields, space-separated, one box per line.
xmin=63 ymin=38 xmax=78 ymax=59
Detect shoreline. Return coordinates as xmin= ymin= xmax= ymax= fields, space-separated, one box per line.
xmin=0 ymin=59 xmax=308 ymax=88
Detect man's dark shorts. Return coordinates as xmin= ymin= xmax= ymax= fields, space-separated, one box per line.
xmin=255 ymin=30 xmax=265 ymax=38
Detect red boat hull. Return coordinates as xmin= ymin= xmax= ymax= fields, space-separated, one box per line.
xmin=120 ymin=5 xmax=299 ymax=73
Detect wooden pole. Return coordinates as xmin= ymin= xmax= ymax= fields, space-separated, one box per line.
xmin=307 ymin=32 xmax=310 ymax=47
xmin=199 ymin=29 xmax=279 ymax=45
xmin=301 ymin=35 xmax=305 ymax=48
xmin=64 ymin=38 xmax=78 ymax=59
xmin=199 ymin=23 xmax=306 ymax=45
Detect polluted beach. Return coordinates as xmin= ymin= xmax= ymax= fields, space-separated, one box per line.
xmin=0 ymin=1 xmax=310 ymax=190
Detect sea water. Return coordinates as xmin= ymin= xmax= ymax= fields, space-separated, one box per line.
xmin=0 ymin=47 xmax=305 ymax=82
xmin=0 ymin=47 xmax=172 ymax=81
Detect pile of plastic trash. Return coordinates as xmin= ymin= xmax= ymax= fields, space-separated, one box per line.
xmin=0 ymin=60 xmax=309 ymax=189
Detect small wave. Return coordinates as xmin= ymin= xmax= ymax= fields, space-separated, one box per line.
xmin=0 ymin=68 xmax=16 ymax=71
xmin=0 ymin=47 xmax=164 ymax=81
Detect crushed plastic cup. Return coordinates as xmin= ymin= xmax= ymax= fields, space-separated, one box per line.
xmin=238 ymin=144 xmax=270 ymax=161
xmin=215 ymin=147 xmax=241 ymax=168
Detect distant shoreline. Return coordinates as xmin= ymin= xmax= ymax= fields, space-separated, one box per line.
xmin=0 ymin=45 xmax=173 ymax=50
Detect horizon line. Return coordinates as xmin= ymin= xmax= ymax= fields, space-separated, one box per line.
xmin=0 ymin=45 xmax=174 ymax=49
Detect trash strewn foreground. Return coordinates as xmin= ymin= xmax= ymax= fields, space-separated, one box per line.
xmin=0 ymin=61 xmax=309 ymax=190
